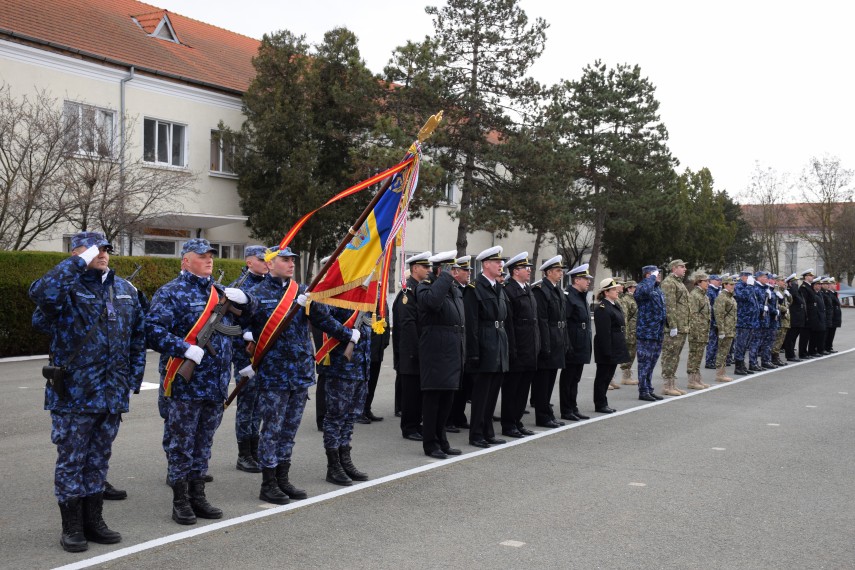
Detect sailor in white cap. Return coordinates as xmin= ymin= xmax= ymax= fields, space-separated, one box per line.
xmin=464 ymin=246 xmax=510 ymax=448
xmin=446 ymin=254 xmax=473 ymax=432
xmin=530 ymin=255 xmax=568 ymax=428
xmin=415 ymin=250 xmax=465 ymax=459
xmin=392 ymin=252 xmax=431 ymax=441
xmin=559 ymin=263 xmax=593 ymax=421
xmin=798 ymin=268 xmax=819 ymax=359
xmin=782 ymin=272 xmax=804 ymax=362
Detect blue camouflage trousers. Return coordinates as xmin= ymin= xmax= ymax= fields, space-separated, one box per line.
xmin=636 ymin=338 xmax=663 ymax=395
xmin=164 ymin=399 xmax=223 ymax=485
xmin=761 ymin=327 xmax=777 ymax=364
xmin=323 ymin=377 xmax=368 ymax=449
xmin=749 ymin=329 xmax=764 ymax=365
xmin=734 ymin=327 xmax=754 ymax=362
xmin=705 ymin=326 xmax=719 ymax=368
xmin=257 ymin=386 xmax=309 ymax=469
xmin=233 ymin=360 xmax=262 ymax=442
xmin=51 ymin=412 xmax=121 ymax=503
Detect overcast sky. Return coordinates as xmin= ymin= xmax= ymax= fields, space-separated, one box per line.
xmin=165 ymin=0 xmax=853 ymax=201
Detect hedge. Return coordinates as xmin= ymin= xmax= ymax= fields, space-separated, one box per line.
xmin=0 ymin=251 xmax=246 ymax=357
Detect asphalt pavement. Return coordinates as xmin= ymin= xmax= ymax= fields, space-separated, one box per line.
xmin=1 ymin=322 xmax=853 ymax=570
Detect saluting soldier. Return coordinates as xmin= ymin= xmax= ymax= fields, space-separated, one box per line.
xmin=231 ymin=245 xmax=269 ymax=474
xmin=772 ymin=274 xmax=791 ymax=366
xmin=146 ymin=239 xmax=257 ymax=525
xmin=417 ymin=250 xmax=465 ymax=459
xmin=713 ymin=276 xmax=737 ymax=382
xmin=502 ymin=252 xmax=539 ymax=438
xmin=634 ymin=265 xmax=666 ymax=401
xmin=392 ymin=252 xmax=431 ymax=441
xmin=30 ymin=231 xmax=146 ymax=552
xmin=798 ymin=269 xmax=819 ymax=359
xmin=660 ymin=259 xmax=689 ymax=396
xmin=783 ymin=273 xmax=804 ymax=362
xmin=686 ymin=273 xmax=711 ymax=390
xmin=704 ymin=274 xmax=723 ymax=370
xmin=733 ymin=270 xmax=760 ymax=375
xmin=531 ymin=256 xmax=568 ymax=428
xmin=447 ymin=255 xmax=473 ymax=432
xmin=560 ymin=264 xmax=593 ymax=421
xmin=464 ymin=246 xmax=510 ymax=448
xmin=618 ymin=280 xmax=639 ymax=386
xmin=749 ymin=271 xmax=772 ymax=371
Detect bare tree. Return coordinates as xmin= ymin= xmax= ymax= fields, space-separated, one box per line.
xmin=555 ymin=223 xmax=594 ymax=271
xmin=741 ymin=162 xmax=793 ymax=274
xmin=829 ymin=202 xmax=855 ymax=285
xmin=797 ymin=155 xmax=853 ymax=279
xmin=62 ymin=110 xmax=197 ymax=245
xmin=0 ymin=85 xmax=76 ymax=250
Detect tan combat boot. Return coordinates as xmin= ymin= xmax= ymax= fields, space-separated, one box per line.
xmin=609 ymin=379 xmax=620 ymax=390
xmin=715 ymin=366 xmax=733 ymax=382
xmin=661 ymin=377 xmax=683 ymax=397
xmin=698 ymin=374 xmax=711 ymax=388
xmin=686 ymin=372 xmax=706 ymax=390
xmin=621 ymin=368 xmax=639 ymax=385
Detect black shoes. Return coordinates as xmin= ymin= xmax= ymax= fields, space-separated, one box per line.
xmin=596 ymin=406 xmax=617 ymax=414
xmin=171 ymin=480 xmax=197 ymax=525
xmin=102 ymin=481 xmax=127 ymax=501
xmin=469 ymin=439 xmax=490 ymax=448
xmin=364 ymin=410 xmax=384 ymax=421
xmin=445 ymin=425 xmax=461 ymax=433
xmin=58 ymin=498 xmax=88 ymax=552
xmin=394 ymin=410 xmax=402 ymax=417
xmin=260 ymin=468 xmax=290 ymax=505
xmin=573 ymin=409 xmax=590 ymax=420
xmin=403 ymin=432 xmax=423 ymax=441
xmin=324 ymin=448 xmax=353 ymax=487
xmin=276 ymin=461 xmax=307 ymax=500
xmin=639 ymin=393 xmax=657 ymax=402
xmin=442 ymin=447 xmax=462 ymax=456
xmin=518 ymin=427 xmax=535 ymax=436
xmin=236 ymin=439 xmax=262 ymax=473
xmin=485 ymin=437 xmax=507 ymax=445
xmin=189 ymin=479 xmax=223 ymax=518
xmin=81 ymin=493 xmax=122 ymax=544
xmin=650 ymin=393 xmax=664 ymax=400
xmin=339 ymin=445 xmax=368 ymax=482
xmin=355 ymin=415 xmax=372 ymax=424
xmin=704 ymin=363 xmax=717 ymax=370
xmin=501 ymin=429 xmax=526 ymax=438
xmin=560 ymin=413 xmax=581 ymax=422
xmin=427 ymin=449 xmax=448 ymax=459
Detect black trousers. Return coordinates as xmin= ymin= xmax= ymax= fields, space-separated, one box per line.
xmin=315 ymin=373 xmax=327 ymax=429
xmin=809 ymin=329 xmax=826 ymax=355
xmin=364 ymin=360 xmax=382 ymax=413
xmin=448 ymin=372 xmax=472 ymax=427
xmin=593 ymin=362 xmax=618 ymax=409
xmin=469 ymin=372 xmax=503 ymax=442
xmin=394 ymin=374 xmax=401 ymax=414
xmin=501 ymin=371 xmax=532 ymax=432
xmin=559 ymin=364 xmax=585 ymax=417
xmin=798 ymin=327 xmax=812 ymax=357
xmin=826 ymin=327 xmax=837 ymax=351
xmin=531 ymin=369 xmax=558 ymax=425
xmin=398 ymin=373 xmax=422 ymax=436
xmin=422 ymin=390 xmax=454 ymax=453
xmin=783 ymin=326 xmax=801 ymax=358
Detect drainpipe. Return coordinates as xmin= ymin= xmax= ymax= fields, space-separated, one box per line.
xmin=119 ymin=67 xmax=135 ymax=255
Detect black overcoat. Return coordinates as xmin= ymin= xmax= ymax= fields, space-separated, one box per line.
xmin=565 ymin=286 xmax=592 ymax=365
xmin=463 ymin=274 xmax=510 ymax=374
xmin=593 ymin=299 xmax=631 ymax=365
xmin=532 ymin=279 xmax=567 ymax=370
xmin=417 ymin=271 xmax=465 ymax=389
xmin=392 ymin=276 xmax=421 ymax=375
xmin=787 ymin=281 xmax=805 ymax=328
xmin=505 ymin=279 xmax=540 ymax=372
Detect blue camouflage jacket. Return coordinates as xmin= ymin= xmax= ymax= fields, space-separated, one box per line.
xmin=634 ymin=274 xmax=666 ymax=341
xmin=29 ymin=256 xmax=146 ymax=414
xmin=754 ymin=284 xmax=771 ymax=329
xmin=734 ymin=280 xmax=759 ymax=329
xmin=247 ymin=275 xmax=352 ymax=390
xmin=760 ymin=283 xmax=779 ymax=329
xmin=707 ymin=285 xmax=720 ymax=327
xmin=317 ymin=306 xmax=372 ymax=382
xmin=230 ymin=269 xmax=267 ymax=368
xmin=146 ymin=271 xmax=256 ymax=401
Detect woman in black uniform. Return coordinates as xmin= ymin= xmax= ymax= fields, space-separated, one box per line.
xmin=593 ymin=278 xmax=630 ymax=414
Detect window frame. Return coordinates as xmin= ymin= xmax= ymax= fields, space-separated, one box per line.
xmin=209 ymin=130 xmax=236 ymax=175
xmin=63 ymin=101 xmax=117 ymax=158
xmin=143 ymin=117 xmax=188 ymax=168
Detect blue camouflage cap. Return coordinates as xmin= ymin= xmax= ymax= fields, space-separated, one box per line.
xmin=641 ymin=264 xmax=658 ymax=274
xmin=244 ymin=245 xmax=268 ymax=260
xmin=740 ymin=269 xmax=753 ymax=276
xmin=181 ymin=238 xmax=216 ymax=256
xmin=71 ymin=231 xmax=111 ymax=251
xmin=273 ymin=246 xmax=300 ymax=258
xmin=754 ymin=270 xmax=767 ymax=278
xmin=709 ymin=274 xmax=721 ymax=281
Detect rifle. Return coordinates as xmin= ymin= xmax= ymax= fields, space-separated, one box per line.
xmin=175 ymin=270 xmax=249 ymax=383
xmin=343 ymin=311 xmax=370 ymax=361
xmin=126 ymin=264 xmax=143 ymax=283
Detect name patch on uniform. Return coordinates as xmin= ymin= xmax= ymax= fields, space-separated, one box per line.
xmin=262 ymin=299 xmax=280 ymax=304
xmin=76 ymin=293 xmax=96 ymax=299
xmin=116 ymin=294 xmax=133 ymax=300
xmin=189 ymin=301 xmax=208 ymax=307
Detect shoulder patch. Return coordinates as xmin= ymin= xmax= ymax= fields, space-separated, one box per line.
xmin=467 ymin=282 xmax=476 ymax=288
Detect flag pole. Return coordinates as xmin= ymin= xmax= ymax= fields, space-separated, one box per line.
xmin=225 ymin=111 xmax=443 ymax=408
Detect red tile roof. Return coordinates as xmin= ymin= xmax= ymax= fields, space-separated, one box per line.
xmin=0 ymin=0 xmax=260 ymax=93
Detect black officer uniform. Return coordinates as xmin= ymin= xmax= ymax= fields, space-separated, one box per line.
xmin=798 ymin=273 xmax=818 ymax=359
xmin=393 ymin=261 xmax=428 ymax=440
xmin=560 ymin=265 xmax=592 ymax=421
xmin=783 ymin=275 xmax=805 ymax=361
xmin=447 ymin=256 xmax=473 ymax=431
xmin=362 ymin=301 xmax=390 ymax=421
xmin=531 ymin=256 xmax=568 ymax=428
xmin=592 ymin=283 xmax=630 ymax=413
xmin=826 ymin=284 xmax=842 ymax=352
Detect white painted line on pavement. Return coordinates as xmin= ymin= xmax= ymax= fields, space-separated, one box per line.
xmin=805 ymin=405 xmax=817 ymax=408
xmin=138 ymin=382 xmax=159 ymax=391
xmin=838 ymin=392 xmax=848 ymax=395
xmin=767 ymin=423 xmax=780 ymax=426
xmin=711 ymin=447 xmax=726 ymax=451
xmin=0 ymin=354 xmax=49 ymax=362
xmin=52 ymin=346 xmax=854 ymax=570
xmin=500 ymin=540 xmax=526 ymax=547
xmin=628 ymin=482 xmax=647 ymax=487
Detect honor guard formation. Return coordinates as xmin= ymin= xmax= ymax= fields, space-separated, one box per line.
xmin=30 ymin=232 xmax=843 ymax=553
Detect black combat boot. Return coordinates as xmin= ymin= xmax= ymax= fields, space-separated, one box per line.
xmin=260 ymin=467 xmax=290 ymax=505
xmin=250 ymin=435 xmax=260 ymax=464
xmin=171 ymin=480 xmax=197 ymax=525
xmin=102 ymin=481 xmax=127 ymax=500
xmin=236 ymin=439 xmax=261 ymax=473
xmin=734 ymin=361 xmax=749 ymax=375
xmin=188 ymin=478 xmax=223 ymax=519
xmin=338 ymin=445 xmax=368 ymax=481
xmin=325 ymin=448 xmax=352 ymax=486
xmin=749 ymin=362 xmax=763 ymax=373
xmin=81 ymin=492 xmax=121 ymax=544
xmin=58 ymin=498 xmax=88 ymax=552
xmin=276 ymin=461 xmax=307 ymax=500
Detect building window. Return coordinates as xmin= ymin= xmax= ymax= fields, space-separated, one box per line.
xmin=784 ymin=241 xmax=798 ymax=276
xmin=210 ymin=131 xmax=235 ymax=174
xmin=144 ymin=239 xmax=177 ymax=256
xmin=440 ymin=175 xmax=456 ymax=204
xmin=64 ymin=101 xmax=116 ymax=157
xmin=143 ymin=118 xmax=186 ymax=167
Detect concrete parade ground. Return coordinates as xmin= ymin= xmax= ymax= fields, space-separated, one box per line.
xmin=1 ymin=322 xmax=853 ymax=570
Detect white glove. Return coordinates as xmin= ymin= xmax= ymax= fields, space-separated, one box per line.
xmin=242 ymin=331 xmax=254 ymax=342
xmin=350 ymin=329 xmax=361 ymax=344
xmin=747 ymin=276 xmax=755 ymax=286
xmin=775 ymin=309 xmax=780 ymax=317
xmin=718 ymin=334 xmax=725 ymax=340
xmin=763 ymin=305 xmax=769 ymax=312
xmin=224 ymin=287 xmax=248 ymax=304
xmin=651 ymin=270 xmax=659 ymax=278
xmin=184 ymin=345 xmax=204 ymax=365
xmin=766 ymin=289 xmax=772 ymax=299
xmin=296 ymin=294 xmax=308 ymax=307
xmin=775 ymin=291 xmax=784 ymax=299
xmin=669 ymin=328 xmax=678 ymax=337
xmin=79 ymin=245 xmax=100 ymax=265
xmin=238 ymin=364 xmax=256 ymax=379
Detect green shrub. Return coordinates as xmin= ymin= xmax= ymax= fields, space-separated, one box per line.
xmin=0 ymin=251 xmax=246 ymax=357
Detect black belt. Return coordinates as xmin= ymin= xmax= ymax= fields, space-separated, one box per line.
xmin=550 ymin=321 xmax=566 ymax=329
xmin=481 ymin=321 xmax=505 ymax=328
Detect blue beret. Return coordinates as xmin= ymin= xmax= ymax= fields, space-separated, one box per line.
xmin=71 ymin=231 xmax=111 ymax=251
xmin=182 ymin=238 xmax=216 ymax=255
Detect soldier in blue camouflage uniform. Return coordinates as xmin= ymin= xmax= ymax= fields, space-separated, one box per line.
xmin=246 ymin=247 xmax=357 ymax=502
xmin=733 ymin=270 xmax=760 ymax=375
xmin=30 ymin=231 xmax=146 ymax=552
xmin=704 ymin=274 xmax=722 ymax=369
xmin=146 ymin=238 xmax=257 ymax=525
xmin=760 ymin=273 xmax=781 ymax=369
xmin=319 ymin=305 xmax=372 ymax=485
xmin=230 ymin=245 xmax=269 ymax=474
xmin=633 ymin=265 xmax=665 ymax=402
xmin=748 ymin=271 xmax=770 ymax=372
